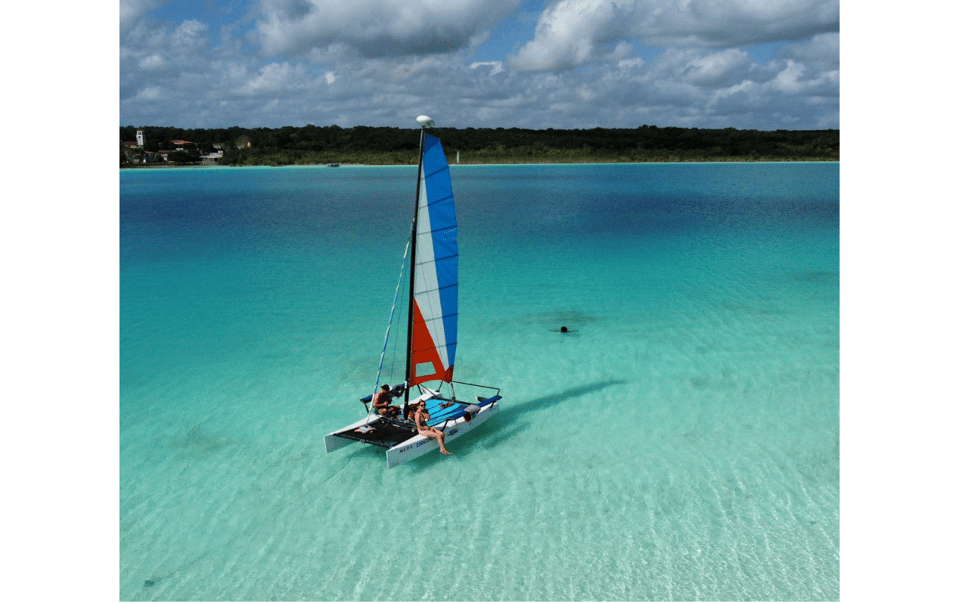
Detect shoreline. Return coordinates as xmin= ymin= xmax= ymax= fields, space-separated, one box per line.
xmin=121 ymin=157 xmax=839 ymax=170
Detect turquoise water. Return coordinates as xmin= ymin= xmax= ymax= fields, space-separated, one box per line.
xmin=120 ymin=162 xmax=839 ymax=600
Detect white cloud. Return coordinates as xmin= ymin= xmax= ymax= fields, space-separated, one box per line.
xmin=509 ymin=0 xmax=839 ymax=72
xmin=504 ymin=45 xmax=838 ymax=129
xmin=470 ymin=61 xmax=505 ymax=76
xmin=171 ymin=20 xmax=209 ymax=55
xmin=235 ymin=62 xmax=314 ymax=96
xmin=132 ymin=86 xmax=163 ymax=102
xmin=119 ymin=0 xmax=164 ymax=34
xmin=118 ymin=2 xmax=838 ymax=129
xmin=255 ymin=0 xmax=523 ymax=58
xmin=121 ymin=19 xmax=211 ymax=72
xmin=138 ymin=54 xmax=166 ymax=70
xmin=508 ymin=0 xmax=632 ymax=72
xmin=684 ymin=49 xmax=754 ymax=87
xmin=644 ymin=0 xmax=840 ymax=46
xmin=766 ymin=60 xmax=809 ymax=95
xmin=760 ymin=58 xmax=838 ymax=98
xmin=121 ymin=13 xmax=353 ymax=127
xmin=617 ymin=57 xmax=645 ymax=70
xmin=776 ymin=32 xmax=840 ymax=70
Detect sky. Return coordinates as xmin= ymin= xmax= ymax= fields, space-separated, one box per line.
xmin=119 ymin=0 xmax=840 ymax=130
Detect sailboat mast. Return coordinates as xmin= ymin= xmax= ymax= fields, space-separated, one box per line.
xmin=404 ymin=124 xmax=427 ymax=403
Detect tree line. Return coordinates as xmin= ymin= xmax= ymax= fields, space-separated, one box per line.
xmin=119 ymin=124 xmax=839 ymax=166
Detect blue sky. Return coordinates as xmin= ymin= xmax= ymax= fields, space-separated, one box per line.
xmin=119 ymin=0 xmax=839 ymax=130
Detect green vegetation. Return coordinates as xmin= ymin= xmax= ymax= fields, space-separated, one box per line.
xmin=119 ymin=124 xmax=839 ymax=166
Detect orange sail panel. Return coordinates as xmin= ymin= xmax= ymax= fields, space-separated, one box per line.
xmin=409 ymin=300 xmax=454 ymax=385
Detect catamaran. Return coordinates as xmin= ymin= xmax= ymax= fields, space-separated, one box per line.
xmin=324 ymin=116 xmax=502 ymax=468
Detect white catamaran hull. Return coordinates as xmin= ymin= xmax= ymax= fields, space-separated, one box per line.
xmin=385 ymin=400 xmax=499 ymax=468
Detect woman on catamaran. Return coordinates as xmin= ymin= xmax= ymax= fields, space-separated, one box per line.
xmin=411 ymin=402 xmax=452 ymax=455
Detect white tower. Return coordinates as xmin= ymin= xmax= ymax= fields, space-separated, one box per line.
xmin=136 ymin=130 xmax=144 ymax=147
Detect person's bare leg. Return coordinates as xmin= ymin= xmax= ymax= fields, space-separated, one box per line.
xmin=436 ymin=430 xmax=451 ymax=455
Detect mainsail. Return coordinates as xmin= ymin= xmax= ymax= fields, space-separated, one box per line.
xmin=408 ymin=134 xmax=458 ymax=386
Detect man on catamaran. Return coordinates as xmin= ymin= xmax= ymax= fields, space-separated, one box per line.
xmin=412 ymin=402 xmax=452 ymax=455
xmin=372 ymin=384 xmax=401 ymax=418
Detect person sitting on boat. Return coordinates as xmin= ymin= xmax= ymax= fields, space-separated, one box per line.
xmin=404 ymin=399 xmax=453 ymax=421
xmin=411 ymin=402 xmax=452 ymax=455
xmin=372 ymin=384 xmax=401 ymax=418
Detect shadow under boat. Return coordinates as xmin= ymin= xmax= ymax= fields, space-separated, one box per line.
xmin=499 ymin=380 xmax=629 ymax=421
xmin=438 ymin=379 xmax=630 ymax=451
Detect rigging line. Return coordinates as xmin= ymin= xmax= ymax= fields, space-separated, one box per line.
xmin=372 ymin=236 xmax=411 ymax=410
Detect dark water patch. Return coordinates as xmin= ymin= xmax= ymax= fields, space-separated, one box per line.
xmin=175 ymin=422 xmax=232 ymax=457
xmin=718 ymin=301 xmax=790 ymax=317
xmin=140 ymin=549 xmax=209 ymax=592
xmin=339 ymin=354 xmax=396 ymax=389
xmin=790 ymin=271 xmax=839 ymax=286
xmin=687 ymin=369 xmax=744 ymax=391
xmin=690 ymin=376 xmax=710 ymax=389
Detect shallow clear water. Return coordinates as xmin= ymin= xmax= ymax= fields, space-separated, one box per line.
xmin=120 ymin=162 xmax=839 ymax=600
